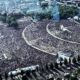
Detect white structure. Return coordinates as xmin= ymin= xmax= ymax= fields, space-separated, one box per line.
xmin=56 ymin=50 xmax=75 ymax=63
xmin=8 ymin=65 xmax=39 ymax=76
xmin=73 ymin=16 xmax=79 ymax=20
xmin=60 ymin=24 xmax=71 ymax=33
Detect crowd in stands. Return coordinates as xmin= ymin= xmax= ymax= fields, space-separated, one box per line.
xmin=0 ymin=18 xmax=56 ymax=75
xmin=0 ymin=17 xmax=80 ymax=80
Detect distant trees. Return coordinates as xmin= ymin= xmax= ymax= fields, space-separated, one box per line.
xmin=8 ymin=16 xmax=18 ymax=29
xmin=0 ymin=13 xmax=7 ymax=23
xmin=59 ymin=5 xmax=79 ymax=19
xmin=35 ymin=12 xmax=52 ymax=20
xmin=0 ymin=13 xmax=22 ymax=29
xmin=30 ymin=5 xmax=79 ymax=20
xmin=9 ymin=13 xmax=24 ymax=19
xmin=6 ymin=16 xmax=19 ymax=29
xmin=0 ymin=12 xmax=23 ymax=23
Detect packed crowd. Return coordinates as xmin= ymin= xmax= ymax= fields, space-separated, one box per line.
xmin=24 ymin=19 xmax=60 ymax=54
xmin=1 ymin=55 xmax=80 ymax=80
xmin=24 ymin=19 xmax=80 ymax=55
xmin=48 ymin=20 xmax=80 ymax=43
xmin=0 ymin=18 xmax=56 ymax=74
xmin=47 ymin=20 xmax=80 ymax=52
xmin=0 ymin=17 xmax=80 ymax=78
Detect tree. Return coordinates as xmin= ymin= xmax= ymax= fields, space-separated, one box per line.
xmin=0 ymin=74 xmax=2 ymax=80
xmin=6 ymin=16 xmax=19 ymax=29
xmin=77 ymin=68 xmax=80 ymax=74
xmin=50 ymin=63 xmax=54 ymax=70
xmin=10 ymin=73 xmax=14 ymax=80
xmin=36 ymin=66 xmax=39 ymax=72
xmin=72 ymin=57 xmax=77 ymax=64
xmin=21 ymin=70 xmax=24 ymax=76
xmin=64 ymin=58 xmax=68 ymax=66
xmin=45 ymin=64 xmax=49 ymax=71
xmin=64 ymin=73 xmax=71 ymax=80
xmin=4 ymin=72 xmax=8 ymax=80
xmin=32 ymin=70 xmax=37 ymax=78
xmin=6 ymin=16 xmax=11 ymax=26
xmin=54 ymin=62 xmax=59 ymax=69
xmin=1 ymin=13 xmax=7 ymax=23
xmin=59 ymin=5 xmax=79 ymax=19
xmin=10 ymin=13 xmax=24 ymax=19
xmin=22 ymin=75 xmax=28 ymax=80
xmin=77 ymin=55 xmax=80 ymax=62
xmin=57 ymin=77 xmax=62 ymax=80
xmin=59 ymin=61 xmax=63 ymax=67
xmin=70 ymin=75 xmax=78 ymax=80
xmin=69 ymin=58 xmax=71 ymax=64
xmin=40 ymin=66 xmax=45 ymax=73
xmin=26 ymin=70 xmax=31 ymax=77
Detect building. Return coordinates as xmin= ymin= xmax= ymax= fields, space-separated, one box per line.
xmin=56 ymin=50 xmax=78 ymax=63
